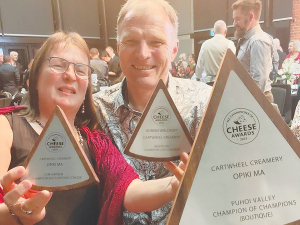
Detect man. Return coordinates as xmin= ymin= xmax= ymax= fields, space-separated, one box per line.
xmin=93 ymin=0 xmax=212 ymax=224
xmin=0 ymin=53 xmax=3 ymax=65
xmin=106 ymin=46 xmax=121 ymax=85
xmin=195 ymin=20 xmax=236 ymax=85
xmin=273 ymin=38 xmax=287 ymax=69
xmin=232 ymin=0 xmax=278 ymax=102
xmin=89 ymin=48 xmax=108 ymax=86
xmin=10 ymin=51 xmax=23 ymax=85
xmin=0 ymin=55 xmax=20 ymax=95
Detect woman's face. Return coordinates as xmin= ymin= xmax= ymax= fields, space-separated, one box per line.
xmin=37 ymin=44 xmax=89 ymax=116
xmin=288 ymin=42 xmax=296 ymax=54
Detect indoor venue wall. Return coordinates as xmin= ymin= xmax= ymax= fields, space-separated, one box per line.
xmin=0 ymin=0 xmax=294 ymax=68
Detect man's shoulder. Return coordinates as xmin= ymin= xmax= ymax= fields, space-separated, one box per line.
xmin=93 ymin=82 xmax=122 ymax=103
xmin=171 ymin=76 xmax=212 ymax=95
xmin=248 ymin=30 xmax=272 ymax=46
xmin=0 ymin=64 xmax=14 ymax=71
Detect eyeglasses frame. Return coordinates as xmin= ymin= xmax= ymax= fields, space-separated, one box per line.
xmin=46 ymin=57 xmax=94 ymax=80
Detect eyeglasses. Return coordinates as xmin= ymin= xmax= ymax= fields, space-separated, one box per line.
xmin=46 ymin=57 xmax=94 ymax=80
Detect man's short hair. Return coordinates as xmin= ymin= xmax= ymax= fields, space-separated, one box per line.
xmin=101 ymin=50 xmax=110 ymax=58
xmin=232 ymin=0 xmax=262 ymax=20
xmin=90 ymin=48 xmax=99 ymax=56
xmin=117 ymin=0 xmax=178 ymax=42
xmin=10 ymin=51 xmax=18 ymax=57
xmin=3 ymin=55 xmax=11 ymax=63
xmin=213 ymin=20 xmax=227 ymax=34
xmin=106 ymin=46 xmax=114 ymax=53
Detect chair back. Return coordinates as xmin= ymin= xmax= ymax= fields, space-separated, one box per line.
xmin=0 ymin=97 xmax=12 ymax=108
xmin=271 ymin=87 xmax=286 ymax=116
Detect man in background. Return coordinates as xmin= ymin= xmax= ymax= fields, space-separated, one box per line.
xmin=10 ymin=51 xmax=23 ymax=85
xmin=0 ymin=55 xmax=20 ymax=95
xmin=233 ymin=0 xmax=278 ymax=102
xmin=195 ymin=20 xmax=236 ymax=85
xmin=273 ymin=38 xmax=287 ymax=70
xmin=90 ymin=48 xmax=108 ymax=86
xmin=106 ymin=46 xmax=122 ymax=85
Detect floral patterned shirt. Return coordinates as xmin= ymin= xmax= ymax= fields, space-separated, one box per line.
xmin=291 ymin=101 xmax=300 ymax=140
xmin=93 ymin=74 xmax=212 ymax=225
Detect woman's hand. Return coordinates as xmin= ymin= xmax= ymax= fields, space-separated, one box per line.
xmin=163 ymin=152 xmax=189 ymax=195
xmin=0 ymin=166 xmax=52 ymax=225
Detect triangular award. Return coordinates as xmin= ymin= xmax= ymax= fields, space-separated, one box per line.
xmin=168 ymin=50 xmax=300 ymax=225
xmin=124 ymin=79 xmax=193 ymax=161
xmin=21 ymin=106 xmax=99 ymax=191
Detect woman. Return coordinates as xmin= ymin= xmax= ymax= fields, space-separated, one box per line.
xmin=0 ymin=32 xmax=187 ymax=225
xmin=187 ymin=54 xmax=196 ymax=79
xmin=280 ymin=39 xmax=300 ymax=84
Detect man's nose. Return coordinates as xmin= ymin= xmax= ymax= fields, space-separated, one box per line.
xmin=136 ymin=41 xmax=151 ymax=60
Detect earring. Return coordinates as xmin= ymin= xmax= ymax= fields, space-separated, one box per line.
xmin=81 ymin=102 xmax=85 ymax=114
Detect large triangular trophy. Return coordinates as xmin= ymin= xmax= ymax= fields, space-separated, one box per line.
xmin=124 ymin=79 xmax=193 ymax=161
xmin=21 ymin=106 xmax=99 ymax=191
xmin=168 ymin=50 xmax=300 ymax=225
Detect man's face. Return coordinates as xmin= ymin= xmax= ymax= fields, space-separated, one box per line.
xmin=117 ymin=5 xmax=178 ymax=88
xmin=233 ymin=7 xmax=250 ymax=39
xmin=0 ymin=54 xmax=3 ymax=64
xmin=11 ymin=53 xmax=18 ymax=62
xmin=105 ymin=48 xmax=113 ymax=57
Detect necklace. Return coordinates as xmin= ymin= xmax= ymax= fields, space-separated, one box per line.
xmin=35 ymin=120 xmax=84 ymax=147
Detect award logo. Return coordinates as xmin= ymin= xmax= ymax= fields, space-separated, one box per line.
xmin=223 ymin=108 xmax=260 ymax=145
xmin=45 ymin=132 xmax=66 ymax=153
xmin=152 ymin=107 xmax=171 ymax=126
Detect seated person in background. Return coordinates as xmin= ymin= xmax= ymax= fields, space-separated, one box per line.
xmin=0 ymin=55 xmax=20 ymax=96
xmin=0 ymin=31 xmax=188 ymax=225
xmin=176 ymin=53 xmax=189 ymax=78
xmin=187 ymin=54 xmax=196 ymax=79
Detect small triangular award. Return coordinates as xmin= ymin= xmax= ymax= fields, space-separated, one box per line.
xmin=168 ymin=50 xmax=300 ymax=225
xmin=21 ymin=106 xmax=99 ymax=191
xmin=124 ymin=79 xmax=193 ymax=161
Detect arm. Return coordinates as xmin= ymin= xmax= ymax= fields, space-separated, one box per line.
xmin=108 ymin=58 xmax=120 ymax=76
xmin=14 ymin=67 xmax=20 ymax=87
xmin=0 ymin=115 xmax=52 ymax=225
xmin=123 ymin=153 xmax=188 ymax=212
xmin=228 ymin=40 xmax=236 ymax=54
xmin=249 ymin=40 xmax=272 ymax=92
xmin=195 ymin=45 xmax=205 ymax=81
xmin=0 ymin=167 xmax=52 ymax=225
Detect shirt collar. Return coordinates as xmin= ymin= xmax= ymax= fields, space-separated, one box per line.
xmin=244 ymin=24 xmax=262 ymax=40
xmin=115 ymin=73 xmax=173 ymax=113
xmin=214 ymin=34 xmax=225 ymax=38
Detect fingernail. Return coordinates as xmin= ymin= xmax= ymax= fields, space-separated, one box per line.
xmin=21 ymin=182 xmax=30 ymax=190
xmin=28 ymin=189 xmax=39 ymax=194
xmin=17 ymin=168 xmax=23 ymax=175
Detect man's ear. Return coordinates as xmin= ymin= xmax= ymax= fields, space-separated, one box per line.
xmin=249 ymin=12 xmax=254 ymax=22
xmin=171 ymin=39 xmax=179 ymax=62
